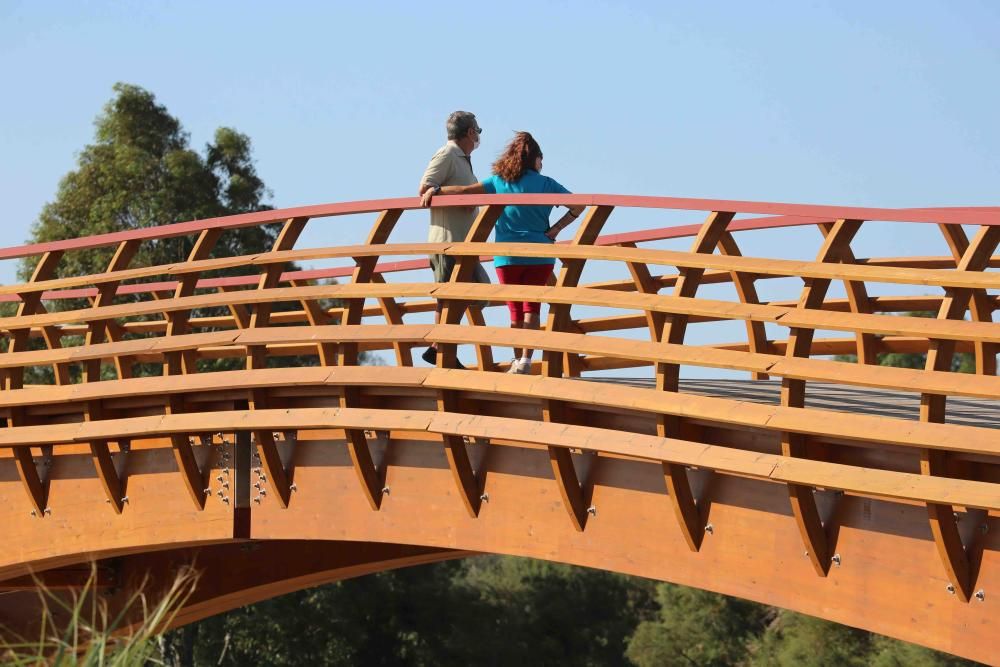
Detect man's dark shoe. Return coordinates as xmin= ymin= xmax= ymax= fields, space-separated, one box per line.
xmin=421 ymin=346 xmax=466 ymax=370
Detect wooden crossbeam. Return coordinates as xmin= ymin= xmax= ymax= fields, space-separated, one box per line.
xmin=0 ymin=406 xmax=995 ymax=510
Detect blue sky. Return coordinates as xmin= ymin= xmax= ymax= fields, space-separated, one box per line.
xmin=1 ymin=1 xmax=997 ymax=370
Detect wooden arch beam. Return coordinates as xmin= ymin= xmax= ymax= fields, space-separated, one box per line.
xmin=655 ymin=211 xmax=735 ymax=551
xmin=781 ymin=219 xmax=864 ymax=577
xmin=436 ymin=205 xmax=505 ymax=517
xmin=338 ymin=208 xmax=405 ymax=510
xmin=542 ymin=205 xmax=614 ymax=531
xmin=920 ymin=224 xmax=1000 ymax=602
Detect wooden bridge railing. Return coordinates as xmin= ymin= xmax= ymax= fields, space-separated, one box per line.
xmin=0 ymin=194 xmax=998 ymax=604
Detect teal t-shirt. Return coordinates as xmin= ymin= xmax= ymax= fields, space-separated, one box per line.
xmin=481 ymin=170 xmax=571 ymax=267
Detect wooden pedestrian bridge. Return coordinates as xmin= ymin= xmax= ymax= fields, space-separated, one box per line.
xmin=0 ymin=194 xmax=998 ymax=662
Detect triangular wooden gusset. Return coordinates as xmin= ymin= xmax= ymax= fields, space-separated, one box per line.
xmin=89 ymin=440 xmax=128 ymax=514
xmin=780 ymin=390 xmax=844 ymax=577
xmin=165 ymin=395 xmax=209 ymax=510
xmin=246 ymin=391 xmax=295 ymax=508
xmin=921 ymin=449 xmax=988 ymax=602
xmin=251 ymin=430 xmax=294 ymax=509
xmin=344 ymin=427 xmax=388 ymax=511
xmin=435 ymin=389 xmax=486 ymax=517
xmin=83 ymin=400 xmax=131 ymax=514
xmin=548 ymin=445 xmax=596 ymax=532
xmin=12 ymin=445 xmax=50 ymax=518
xmin=663 ymin=461 xmax=713 ymax=552
xmin=543 ymin=398 xmax=597 ymax=531
xmin=339 ymin=386 xmax=388 ymax=510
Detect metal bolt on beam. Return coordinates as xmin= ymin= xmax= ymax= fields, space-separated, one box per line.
xmin=587 ymin=506 xmax=597 ymax=516
xmin=975 ymin=590 xmax=986 ymax=602
xmin=480 ymin=493 xmax=489 ymax=502
xmin=831 ymin=554 xmax=841 ymax=567
xmin=381 ymin=486 xmax=390 ymax=495
xmin=946 ymin=584 xmax=956 ymax=595
xmin=289 ymin=483 xmax=298 ymax=492
xmin=705 ymin=523 xmax=714 ymax=535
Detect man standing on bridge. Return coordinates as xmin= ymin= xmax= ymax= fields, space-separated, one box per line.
xmin=418 ymin=110 xmax=491 ymax=368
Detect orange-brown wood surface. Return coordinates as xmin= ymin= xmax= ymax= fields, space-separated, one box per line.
xmin=0 ymin=195 xmax=997 ymax=663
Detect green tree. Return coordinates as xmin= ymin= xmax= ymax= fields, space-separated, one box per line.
xmin=748 ymin=611 xmax=871 ymax=667
xmin=868 ymin=635 xmax=979 ymax=667
xmin=14 ymin=83 xmax=323 ymax=382
xmin=455 ymin=556 xmax=654 ymax=667
xmin=24 ymin=83 xmax=275 ymax=283
xmin=626 ymin=584 xmax=768 ymax=667
xmin=177 ymin=556 xmax=653 ymax=667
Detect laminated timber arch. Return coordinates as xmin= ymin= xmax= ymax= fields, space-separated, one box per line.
xmin=0 ymin=195 xmax=998 ymax=662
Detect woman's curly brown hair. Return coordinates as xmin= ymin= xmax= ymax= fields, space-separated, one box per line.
xmin=492 ymin=131 xmax=542 ymax=183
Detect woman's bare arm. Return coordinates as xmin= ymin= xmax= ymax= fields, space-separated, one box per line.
xmin=545 ymin=205 xmax=587 ymax=240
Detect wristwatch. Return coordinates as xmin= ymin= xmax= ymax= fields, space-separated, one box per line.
xmin=432 ymin=184 xmax=442 ymax=195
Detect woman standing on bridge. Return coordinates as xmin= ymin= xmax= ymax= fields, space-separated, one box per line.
xmin=422 ymin=131 xmax=585 ymax=374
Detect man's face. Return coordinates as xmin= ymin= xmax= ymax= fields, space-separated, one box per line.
xmin=469 ymin=121 xmax=482 ymax=151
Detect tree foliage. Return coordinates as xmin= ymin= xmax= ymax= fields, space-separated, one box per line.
xmin=23 ymin=82 xmax=275 ymax=283
xmin=161 ymin=559 xmax=976 ymax=667
xmin=627 ymin=584 xmax=769 ymax=667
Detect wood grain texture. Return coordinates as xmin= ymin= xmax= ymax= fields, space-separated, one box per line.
xmin=0 ymin=195 xmax=997 ymax=661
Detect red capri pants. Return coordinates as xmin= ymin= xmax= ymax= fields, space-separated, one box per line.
xmin=496 ymin=264 xmax=554 ymax=322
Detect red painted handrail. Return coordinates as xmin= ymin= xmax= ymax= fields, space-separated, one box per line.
xmin=1 ymin=195 xmax=997 ymax=262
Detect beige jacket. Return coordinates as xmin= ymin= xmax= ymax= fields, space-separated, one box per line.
xmin=421 ymin=141 xmax=479 ymax=243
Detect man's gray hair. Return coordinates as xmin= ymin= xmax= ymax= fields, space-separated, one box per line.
xmin=446 ymin=111 xmax=477 ymax=140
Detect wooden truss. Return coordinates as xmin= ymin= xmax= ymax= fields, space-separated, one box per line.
xmin=0 ymin=194 xmax=997 ymax=654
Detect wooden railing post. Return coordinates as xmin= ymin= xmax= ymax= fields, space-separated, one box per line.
xmin=919 ymin=224 xmax=1000 ymax=601
xmin=435 ymin=204 xmax=504 ymax=517
xmin=780 ymin=219 xmax=863 ymax=576
xmin=655 ymin=210 xmax=734 ymax=551
xmin=337 ymin=208 xmax=404 ymax=510
xmin=541 ymin=205 xmax=614 ymax=531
